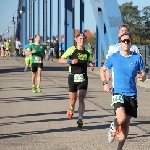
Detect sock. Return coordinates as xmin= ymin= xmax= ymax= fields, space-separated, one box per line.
xmin=78 ymin=116 xmax=83 ymax=120
xmin=70 ymin=105 xmax=75 ymax=110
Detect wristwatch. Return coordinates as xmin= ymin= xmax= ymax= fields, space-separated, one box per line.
xmin=103 ymin=80 xmax=108 ymax=85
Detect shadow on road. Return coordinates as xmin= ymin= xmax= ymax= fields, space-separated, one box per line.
xmin=43 ymin=66 xmax=68 ymax=72
xmin=128 ymin=133 xmax=150 ymax=140
xmin=0 ymin=114 xmax=112 ymax=127
xmin=0 ymin=123 xmax=110 ymax=139
xmin=0 ymin=67 xmax=24 ymax=74
xmin=0 ymin=94 xmax=69 ymax=103
xmin=0 ymin=66 xmax=68 ymax=74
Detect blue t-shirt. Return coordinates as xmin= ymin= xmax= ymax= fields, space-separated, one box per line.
xmin=1 ymin=40 xmax=5 ymax=45
xmin=60 ymin=42 xmax=64 ymax=51
xmin=24 ymin=44 xmax=29 ymax=49
xmin=104 ymin=51 xmax=145 ymax=96
xmin=24 ymin=44 xmax=31 ymax=58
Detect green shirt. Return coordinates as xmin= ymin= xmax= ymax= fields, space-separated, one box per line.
xmin=5 ymin=42 xmax=10 ymax=49
xmin=28 ymin=43 xmax=46 ymax=63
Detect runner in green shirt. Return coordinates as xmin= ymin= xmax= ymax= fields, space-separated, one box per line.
xmin=4 ymin=39 xmax=10 ymax=59
xmin=59 ymin=33 xmax=94 ymax=128
xmin=26 ymin=34 xmax=46 ymax=93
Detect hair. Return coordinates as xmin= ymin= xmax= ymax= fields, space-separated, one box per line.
xmin=118 ymin=33 xmax=132 ymax=42
xmin=35 ymin=34 xmax=40 ymax=38
xmin=119 ymin=24 xmax=129 ymax=31
xmin=76 ymin=32 xmax=86 ymax=39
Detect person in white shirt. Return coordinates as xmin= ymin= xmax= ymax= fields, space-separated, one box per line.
xmin=15 ymin=37 xmax=22 ymax=57
xmin=105 ymin=24 xmax=141 ymax=80
xmin=0 ymin=37 xmax=5 ymax=57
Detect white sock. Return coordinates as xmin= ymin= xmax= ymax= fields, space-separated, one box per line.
xmin=78 ymin=116 xmax=83 ymax=120
xmin=70 ymin=105 xmax=75 ymax=110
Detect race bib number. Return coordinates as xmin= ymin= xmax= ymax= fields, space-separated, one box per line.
xmin=34 ymin=57 xmax=41 ymax=63
xmin=74 ymin=74 xmax=85 ymax=82
xmin=111 ymin=94 xmax=124 ymax=106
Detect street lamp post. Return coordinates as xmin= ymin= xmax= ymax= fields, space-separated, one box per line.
xmin=3 ymin=29 xmax=7 ymax=37
xmin=7 ymin=27 xmax=14 ymax=39
xmin=6 ymin=28 xmax=9 ymax=38
xmin=7 ymin=21 xmax=13 ymax=39
xmin=11 ymin=10 xmax=17 ymax=40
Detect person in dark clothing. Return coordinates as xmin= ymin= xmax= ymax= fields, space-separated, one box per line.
xmin=54 ymin=40 xmax=59 ymax=59
xmin=50 ymin=40 xmax=55 ymax=56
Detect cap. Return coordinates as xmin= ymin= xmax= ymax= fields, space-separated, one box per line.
xmin=76 ymin=33 xmax=86 ymax=38
xmin=29 ymin=37 xmax=33 ymax=40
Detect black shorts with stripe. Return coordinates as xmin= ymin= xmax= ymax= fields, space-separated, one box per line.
xmin=113 ymin=93 xmax=138 ymax=118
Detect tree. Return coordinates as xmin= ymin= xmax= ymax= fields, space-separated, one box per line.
xmin=86 ymin=37 xmax=96 ymax=45
xmin=119 ymin=1 xmax=140 ymax=25
xmin=141 ymin=6 xmax=150 ymax=44
xmin=119 ymin=1 xmax=150 ymax=44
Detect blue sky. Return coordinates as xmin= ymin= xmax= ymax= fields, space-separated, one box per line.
xmin=0 ymin=0 xmax=149 ymax=38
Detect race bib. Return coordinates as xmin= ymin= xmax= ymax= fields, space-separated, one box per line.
xmin=34 ymin=57 xmax=41 ymax=63
xmin=111 ymin=94 xmax=124 ymax=106
xmin=74 ymin=74 xmax=85 ymax=82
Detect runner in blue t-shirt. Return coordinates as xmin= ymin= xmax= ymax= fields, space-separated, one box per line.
xmin=105 ymin=24 xmax=141 ymax=81
xmin=23 ymin=37 xmax=33 ymax=71
xmin=100 ymin=33 xmax=146 ymax=150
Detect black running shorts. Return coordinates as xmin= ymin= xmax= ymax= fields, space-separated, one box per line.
xmin=68 ymin=74 xmax=88 ymax=92
xmin=113 ymin=93 xmax=138 ymax=118
xmin=31 ymin=63 xmax=43 ymax=72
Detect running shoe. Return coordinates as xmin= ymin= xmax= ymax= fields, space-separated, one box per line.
xmin=107 ymin=122 xmax=116 ymax=143
xmin=32 ymin=86 xmax=37 ymax=93
xmin=36 ymin=86 xmax=42 ymax=93
xmin=67 ymin=109 xmax=74 ymax=119
xmin=77 ymin=119 xmax=83 ymax=128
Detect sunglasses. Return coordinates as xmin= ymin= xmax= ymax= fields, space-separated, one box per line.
xmin=120 ymin=39 xmax=131 ymax=44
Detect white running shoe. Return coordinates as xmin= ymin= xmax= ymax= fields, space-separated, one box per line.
xmin=107 ymin=122 xmax=116 ymax=143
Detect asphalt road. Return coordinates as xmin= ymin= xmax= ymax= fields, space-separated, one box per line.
xmin=0 ymin=57 xmax=150 ymax=150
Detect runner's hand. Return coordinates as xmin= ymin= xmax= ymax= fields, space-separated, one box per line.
xmin=32 ymin=50 xmax=36 ymax=54
xmin=137 ymin=72 xmax=146 ymax=82
xmin=90 ymin=66 xmax=94 ymax=71
xmin=89 ymin=63 xmax=94 ymax=71
xmin=103 ymin=84 xmax=111 ymax=93
xmin=72 ymin=59 xmax=78 ymax=64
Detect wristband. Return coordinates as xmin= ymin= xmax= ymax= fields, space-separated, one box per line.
xmin=103 ymin=80 xmax=108 ymax=85
xmin=67 ymin=59 xmax=72 ymax=64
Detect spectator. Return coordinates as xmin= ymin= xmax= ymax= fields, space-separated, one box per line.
xmin=87 ymin=42 xmax=92 ymax=49
xmin=60 ymin=38 xmax=65 ymax=56
xmin=15 ymin=37 xmax=21 ymax=57
xmin=50 ymin=40 xmax=55 ymax=56
xmin=53 ymin=40 xmax=59 ymax=59
xmin=0 ymin=37 xmax=5 ymax=57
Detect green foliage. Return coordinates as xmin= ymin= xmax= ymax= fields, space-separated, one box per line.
xmin=119 ymin=1 xmax=150 ymax=44
xmin=86 ymin=37 xmax=96 ymax=45
xmin=119 ymin=1 xmax=140 ymax=25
